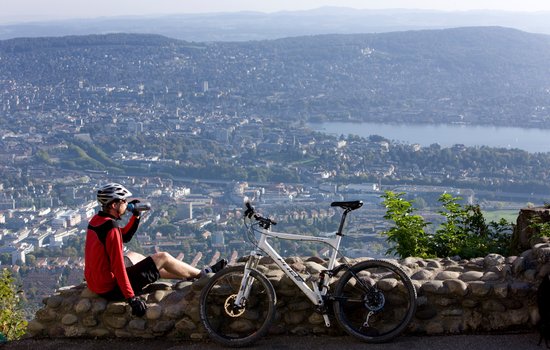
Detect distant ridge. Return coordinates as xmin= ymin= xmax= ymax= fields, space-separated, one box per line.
xmin=1 ymin=8 xmax=550 ymax=41
xmin=1 ymin=27 xmax=550 ymax=127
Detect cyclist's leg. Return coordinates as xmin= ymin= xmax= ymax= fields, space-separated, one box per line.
xmin=151 ymin=252 xmax=227 ymax=279
xmin=151 ymin=251 xmax=201 ymax=279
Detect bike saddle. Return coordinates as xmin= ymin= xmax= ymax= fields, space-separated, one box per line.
xmin=330 ymin=200 xmax=363 ymax=210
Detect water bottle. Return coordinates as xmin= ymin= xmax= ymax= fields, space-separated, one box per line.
xmin=127 ymin=202 xmax=151 ymax=213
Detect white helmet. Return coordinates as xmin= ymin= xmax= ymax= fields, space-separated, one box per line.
xmin=97 ymin=183 xmax=132 ymax=206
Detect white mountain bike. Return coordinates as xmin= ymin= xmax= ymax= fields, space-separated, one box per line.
xmin=199 ymin=201 xmax=417 ymax=347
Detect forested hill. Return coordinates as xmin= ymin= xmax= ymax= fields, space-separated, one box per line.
xmin=2 ymin=27 xmax=550 ymax=127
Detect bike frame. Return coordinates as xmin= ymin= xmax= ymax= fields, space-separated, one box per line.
xmin=236 ymin=225 xmax=343 ymax=327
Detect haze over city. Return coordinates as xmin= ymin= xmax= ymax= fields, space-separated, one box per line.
xmin=2 ymin=0 xmax=550 ymax=24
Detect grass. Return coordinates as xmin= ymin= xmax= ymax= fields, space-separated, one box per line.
xmin=482 ymin=209 xmax=519 ymax=223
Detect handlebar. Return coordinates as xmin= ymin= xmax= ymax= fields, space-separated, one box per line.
xmin=244 ymin=202 xmax=277 ymax=229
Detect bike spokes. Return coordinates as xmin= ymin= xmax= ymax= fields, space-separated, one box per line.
xmin=200 ymin=266 xmax=276 ymax=347
xmin=333 ymin=260 xmax=417 ymax=343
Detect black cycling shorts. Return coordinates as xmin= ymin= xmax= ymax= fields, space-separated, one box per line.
xmin=100 ymin=256 xmax=161 ymax=301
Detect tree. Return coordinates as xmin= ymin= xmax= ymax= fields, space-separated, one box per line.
xmin=381 ymin=191 xmax=431 ymax=258
xmin=0 ymin=269 xmax=27 ymax=340
xmin=380 ymin=191 xmax=512 ymax=259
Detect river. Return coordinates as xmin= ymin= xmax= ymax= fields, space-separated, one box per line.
xmin=308 ymin=122 xmax=550 ymax=153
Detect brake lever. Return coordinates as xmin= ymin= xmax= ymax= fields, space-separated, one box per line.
xmin=244 ymin=202 xmax=255 ymax=218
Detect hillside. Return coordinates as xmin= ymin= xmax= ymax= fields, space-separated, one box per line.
xmin=1 ymin=27 xmax=550 ymax=127
xmin=2 ymin=8 xmax=550 ymax=41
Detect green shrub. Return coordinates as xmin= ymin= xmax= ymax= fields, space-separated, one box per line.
xmin=0 ymin=268 xmax=28 ymax=340
xmin=381 ymin=191 xmax=512 ymax=259
xmin=381 ymin=191 xmax=431 ymax=258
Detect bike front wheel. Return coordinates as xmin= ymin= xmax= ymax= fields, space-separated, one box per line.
xmin=333 ymin=259 xmax=417 ymax=343
xmin=199 ymin=265 xmax=277 ymax=347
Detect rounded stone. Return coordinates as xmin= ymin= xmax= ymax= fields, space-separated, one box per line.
xmin=434 ymin=298 xmax=458 ymax=307
xmin=462 ymin=299 xmax=479 ymax=308
xmin=402 ymin=257 xmax=420 ymax=268
xmin=524 ymin=269 xmax=537 ymax=281
xmin=151 ymin=290 xmax=167 ymax=303
xmin=378 ymin=278 xmax=398 ymax=291
xmin=512 ymin=257 xmax=525 ymax=275
xmin=92 ymin=299 xmax=107 ymax=313
xmin=492 ymin=283 xmax=509 ymax=298
xmin=129 ymin=319 xmax=147 ymax=330
xmin=482 ymin=300 xmax=506 ymax=312
xmin=36 ymin=308 xmax=57 ymax=322
xmin=61 ymin=314 xmax=78 ymax=326
xmin=415 ymin=305 xmax=437 ymax=320
xmin=426 ymin=260 xmax=442 ymax=269
xmin=26 ymin=320 xmax=45 ymax=335
xmin=82 ymin=315 xmax=98 ymax=327
xmin=510 ymin=281 xmax=531 ymax=296
xmin=305 ymin=256 xmax=326 ymax=264
xmin=64 ymin=325 xmax=86 ymax=337
xmin=468 ymin=281 xmax=491 ymax=296
xmin=443 ymin=279 xmax=468 ymax=296
xmin=304 ymin=261 xmax=326 ymax=274
xmin=88 ymin=328 xmax=111 ymax=338
xmin=308 ymin=312 xmax=325 ymax=325
xmin=459 ymin=271 xmax=484 ymax=281
xmin=106 ymin=302 xmax=127 ymax=314
xmin=484 ymin=254 xmax=505 ymax=267
xmin=46 ymin=295 xmax=63 ymax=308
xmin=164 ymin=304 xmax=185 ymax=319
xmin=435 ymin=271 xmax=461 ymax=280
xmin=288 ymin=301 xmax=312 ymax=311
xmin=441 ymin=308 xmax=463 ymax=316
xmin=104 ymin=315 xmax=128 ymax=329
xmin=75 ymin=298 xmax=92 ymax=313
xmin=175 ymin=317 xmax=197 ymax=331
xmin=481 ymin=271 xmax=501 ymax=281
xmin=174 ymin=280 xmax=193 ymax=290
xmin=411 ymin=269 xmax=434 ymax=280
xmin=80 ymin=288 xmax=99 ymax=299
xmin=115 ymin=329 xmax=133 ymax=337
xmin=146 ymin=304 xmax=162 ymax=320
xmin=284 ymin=311 xmax=306 ymax=325
xmin=425 ymin=321 xmax=444 ymax=334
xmin=152 ymin=320 xmax=175 ymax=333
xmin=421 ymin=280 xmax=447 ymax=294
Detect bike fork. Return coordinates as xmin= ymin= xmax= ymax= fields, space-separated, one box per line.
xmin=235 ymin=251 xmax=261 ymax=307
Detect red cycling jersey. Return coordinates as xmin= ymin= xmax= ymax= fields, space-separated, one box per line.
xmin=84 ymin=211 xmax=139 ymax=299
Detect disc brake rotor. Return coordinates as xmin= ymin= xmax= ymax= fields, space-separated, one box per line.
xmin=224 ymin=294 xmax=246 ymax=317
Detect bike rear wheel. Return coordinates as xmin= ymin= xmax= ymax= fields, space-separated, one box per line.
xmin=333 ymin=259 xmax=417 ymax=343
xmin=199 ymin=266 xmax=276 ymax=347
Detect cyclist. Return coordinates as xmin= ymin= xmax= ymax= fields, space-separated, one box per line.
xmin=84 ymin=182 xmax=227 ymax=317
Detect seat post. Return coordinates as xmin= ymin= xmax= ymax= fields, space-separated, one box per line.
xmin=336 ymin=208 xmax=351 ymax=236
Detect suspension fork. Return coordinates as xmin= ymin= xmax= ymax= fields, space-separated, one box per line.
xmin=234 ymin=251 xmax=262 ymax=307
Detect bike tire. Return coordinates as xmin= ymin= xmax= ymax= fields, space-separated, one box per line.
xmin=332 ymin=259 xmax=417 ymax=343
xmin=199 ymin=265 xmax=277 ymax=347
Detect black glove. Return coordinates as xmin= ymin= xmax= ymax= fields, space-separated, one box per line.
xmin=127 ymin=296 xmax=147 ymax=317
xmin=128 ymin=199 xmax=141 ymax=216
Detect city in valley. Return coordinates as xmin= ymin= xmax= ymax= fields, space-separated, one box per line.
xmin=2 ymin=27 xmax=550 ymax=315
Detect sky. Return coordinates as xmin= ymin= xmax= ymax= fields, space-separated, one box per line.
xmin=2 ymin=0 xmax=550 ymax=24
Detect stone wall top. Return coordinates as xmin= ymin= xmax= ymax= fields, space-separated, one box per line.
xmin=26 ymin=247 xmax=550 ymax=340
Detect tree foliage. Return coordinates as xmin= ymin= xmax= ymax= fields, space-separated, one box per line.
xmin=381 ymin=191 xmax=431 ymax=258
xmin=0 ymin=269 xmax=27 ymax=340
xmin=381 ymin=191 xmax=512 ymax=259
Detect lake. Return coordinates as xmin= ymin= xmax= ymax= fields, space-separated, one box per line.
xmin=308 ymin=122 xmax=550 ymax=153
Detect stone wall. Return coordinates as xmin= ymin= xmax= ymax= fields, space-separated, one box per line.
xmin=26 ymin=244 xmax=550 ymax=340
xmin=511 ymin=206 xmax=550 ymax=254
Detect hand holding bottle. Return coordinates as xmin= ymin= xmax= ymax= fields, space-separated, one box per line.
xmin=127 ymin=199 xmax=151 ymax=216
